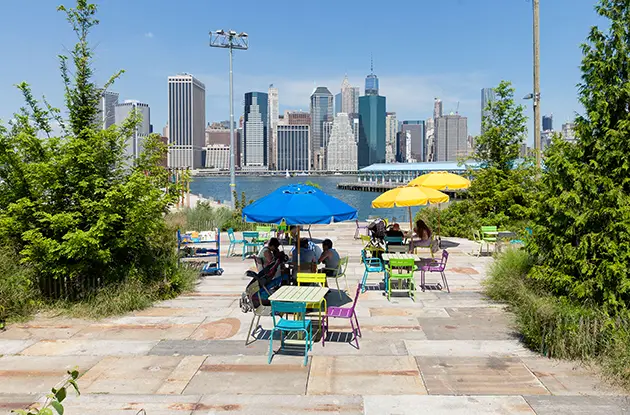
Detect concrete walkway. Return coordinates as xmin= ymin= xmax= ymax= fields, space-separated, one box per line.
xmin=1 ymin=223 xmax=628 ymax=414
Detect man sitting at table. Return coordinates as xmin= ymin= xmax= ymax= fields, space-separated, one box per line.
xmin=385 ymin=223 xmax=405 ymax=244
xmin=318 ymin=238 xmax=340 ymax=276
xmin=291 ymin=238 xmax=322 ymax=268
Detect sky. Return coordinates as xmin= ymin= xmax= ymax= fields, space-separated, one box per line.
xmin=0 ymin=0 xmax=605 ymax=144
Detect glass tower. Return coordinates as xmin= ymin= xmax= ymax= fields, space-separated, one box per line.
xmin=358 ymin=95 xmax=386 ymax=168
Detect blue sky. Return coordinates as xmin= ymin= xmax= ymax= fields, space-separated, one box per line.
xmin=0 ymin=0 xmax=603 ymax=143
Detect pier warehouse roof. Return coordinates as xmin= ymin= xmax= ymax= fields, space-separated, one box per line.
xmin=359 ymin=161 xmax=481 ymax=174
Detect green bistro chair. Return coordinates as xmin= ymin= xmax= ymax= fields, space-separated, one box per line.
xmin=385 ymin=258 xmax=417 ymax=301
xmin=480 ymin=226 xmax=498 ymax=255
xmin=256 ymin=226 xmax=272 ymax=239
xmin=323 ymin=256 xmax=349 ymax=300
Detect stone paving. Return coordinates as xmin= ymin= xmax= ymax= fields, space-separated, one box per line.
xmin=1 ymin=223 xmax=628 ymax=414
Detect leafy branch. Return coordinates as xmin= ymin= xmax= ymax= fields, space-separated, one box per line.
xmin=13 ymin=368 xmax=80 ymax=415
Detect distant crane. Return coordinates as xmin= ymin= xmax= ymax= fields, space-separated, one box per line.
xmin=456 ymin=101 xmax=460 ymax=114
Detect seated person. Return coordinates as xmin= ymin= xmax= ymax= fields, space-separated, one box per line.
xmin=411 ymin=219 xmax=438 ymax=252
xmin=258 ymin=237 xmax=280 ymax=268
xmin=385 ymin=223 xmax=405 ymax=244
xmin=291 ymin=238 xmax=322 ymax=268
xmin=318 ymin=239 xmax=340 ymax=276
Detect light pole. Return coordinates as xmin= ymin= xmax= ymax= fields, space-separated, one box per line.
xmin=209 ymin=30 xmax=249 ymax=208
xmin=532 ymin=0 xmax=541 ymax=168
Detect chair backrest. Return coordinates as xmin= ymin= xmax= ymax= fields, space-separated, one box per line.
xmin=271 ymin=301 xmax=307 ymax=327
xmin=242 ymin=231 xmax=259 ymax=241
xmin=384 ymin=236 xmax=404 ymax=244
xmin=387 ymin=258 xmax=415 ymax=275
xmin=227 ymin=228 xmax=236 ymax=243
xmin=480 ymin=226 xmax=498 ymax=233
xmin=472 ymin=229 xmax=481 ymax=242
xmin=246 ymin=279 xmax=261 ymax=300
xmin=350 ymin=284 xmax=362 ymax=309
xmin=337 ymin=256 xmax=349 ymax=275
xmin=297 ymin=272 xmax=326 ymax=286
xmin=256 ymin=226 xmax=271 ymax=233
xmin=434 ymin=250 xmax=449 ymax=271
xmin=360 ymin=235 xmax=371 ymax=245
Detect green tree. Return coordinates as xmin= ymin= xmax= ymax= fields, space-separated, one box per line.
xmin=0 ymin=0 xmax=182 ymax=297
xmin=528 ymin=0 xmax=630 ymax=313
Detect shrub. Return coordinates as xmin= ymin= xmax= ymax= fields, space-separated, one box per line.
xmin=0 ymin=247 xmax=38 ymax=323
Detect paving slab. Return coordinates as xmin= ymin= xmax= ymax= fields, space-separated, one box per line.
xmin=157 ymin=298 xmax=236 ymax=308
xmin=311 ymin=339 xmax=408 ymax=356
xmin=72 ymin=323 xmax=199 ymax=340
xmin=183 ymin=355 xmax=309 ymax=395
xmin=188 ymin=317 xmax=242 ymax=340
xmin=156 ymin=355 xmax=206 ymax=394
xmin=445 ymin=306 xmax=509 ymax=318
xmin=20 ymin=339 xmax=158 ymax=356
xmin=0 ymin=339 xmax=34 ymax=355
xmin=56 ymin=393 xmax=202 ymax=415
xmin=105 ymin=316 xmax=207 ymax=325
xmin=405 ymin=340 xmax=535 ymax=357
xmin=133 ymin=307 xmax=211 ymax=317
xmin=150 ymin=340 xmax=268 ymax=356
xmin=416 ymin=356 xmax=549 ymax=395
xmin=369 ymin=307 xmax=450 ymax=318
xmin=307 ymin=355 xmax=427 ymax=395
xmin=523 ymin=395 xmax=630 ymax=414
xmin=80 ymin=356 xmax=183 ymax=394
xmin=0 ymin=355 xmax=101 ymax=393
xmin=0 ymin=394 xmax=38 ymax=415
xmin=363 ymin=395 xmax=536 ymax=414
xmin=0 ymin=320 xmax=86 ymax=340
xmin=417 ymin=317 xmax=518 ymax=340
xmin=192 ymin=395 xmax=363 ymax=414
xmin=522 ymin=357 xmax=624 ymax=396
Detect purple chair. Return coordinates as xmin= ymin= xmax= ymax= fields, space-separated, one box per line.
xmin=322 ymin=284 xmax=363 ymax=348
xmin=420 ymin=250 xmax=450 ymax=293
xmin=354 ymin=220 xmax=368 ymax=239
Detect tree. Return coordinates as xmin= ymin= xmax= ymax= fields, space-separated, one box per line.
xmin=528 ymin=0 xmax=630 ymax=313
xmin=0 ymin=0 xmax=181 ymax=297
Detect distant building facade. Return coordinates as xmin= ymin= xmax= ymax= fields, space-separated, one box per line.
xmin=542 ymin=114 xmax=553 ymax=132
xmin=481 ymin=88 xmax=495 ymax=133
xmin=562 ymin=122 xmax=576 ymax=143
xmin=358 ymin=94 xmax=386 ymax=168
xmin=435 ymin=114 xmax=468 ymax=162
xmin=340 ymin=75 xmax=360 ymax=114
xmin=167 ymin=74 xmax=206 ymax=169
xmin=203 ymin=144 xmax=230 ymax=170
xmin=425 ymin=117 xmax=435 ymax=162
xmin=277 ymin=125 xmax=310 ymax=172
xmin=327 ymin=113 xmax=358 ymax=172
xmin=401 ymin=120 xmax=425 ymax=162
xmin=243 ymin=92 xmax=269 ymax=169
xmin=285 ymin=110 xmax=312 ymax=126
xmin=268 ymin=85 xmax=279 ymax=170
xmin=114 ymin=100 xmax=150 ymax=160
xmin=385 ymin=112 xmax=397 ymax=163
xmin=310 ymin=87 xmax=334 ymax=170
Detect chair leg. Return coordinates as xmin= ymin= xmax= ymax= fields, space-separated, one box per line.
xmin=361 ymin=270 xmax=368 ymax=292
xmin=343 ymin=273 xmax=349 ymax=294
xmin=353 ymin=311 xmax=362 ymax=338
xmin=441 ymin=271 xmax=450 ymax=293
xmin=268 ymin=329 xmax=275 ymax=364
xmin=322 ymin=316 xmax=328 ymax=346
xmin=245 ymin=313 xmax=256 ymax=345
xmin=421 ymin=271 xmax=426 ymax=292
xmin=350 ymin=317 xmax=360 ymax=349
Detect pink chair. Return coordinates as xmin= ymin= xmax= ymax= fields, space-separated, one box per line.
xmin=420 ymin=250 xmax=450 ymax=293
xmin=322 ymin=284 xmax=362 ymax=348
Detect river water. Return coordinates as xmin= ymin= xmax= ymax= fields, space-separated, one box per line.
xmin=190 ymin=175 xmax=426 ymax=222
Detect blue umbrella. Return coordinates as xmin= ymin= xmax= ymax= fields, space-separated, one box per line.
xmin=242 ymin=184 xmax=357 ymax=225
xmin=242 ymin=184 xmax=358 ymax=265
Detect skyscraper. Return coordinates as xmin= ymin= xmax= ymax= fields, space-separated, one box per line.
xmin=433 ymin=97 xmax=443 ymax=119
xmin=243 ymin=92 xmax=269 ymax=168
xmin=310 ymin=87 xmax=334 ymax=170
xmin=97 ymin=90 xmax=119 ymax=130
xmin=167 ymin=74 xmax=206 ymax=168
xmin=268 ymin=85 xmax=279 ymax=170
xmin=277 ymin=124 xmax=310 ymax=172
xmin=358 ymin=94 xmax=386 ymax=168
xmin=401 ymin=120 xmax=426 ymax=162
xmin=334 ymin=93 xmax=342 ymax=115
xmin=562 ymin=122 xmax=576 ymax=143
xmin=385 ymin=112 xmax=398 ymax=163
xmin=435 ymin=114 xmax=468 ymax=162
xmin=327 ymin=113 xmax=358 ymax=172
xmin=481 ymin=88 xmax=495 ymax=132
xmin=114 ymin=100 xmax=150 ymax=160
xmin=365 ymin=58 xmax=379 ymax=96
xmin=425 ymin=117 xmax=435 ymax=162
xmin=285 ymin=110 xmax=312 ymax=125
xmin=542 ymin=114 xmax=553 ymax=132
xmin=340 ymin=75 xmax=360 ymax=114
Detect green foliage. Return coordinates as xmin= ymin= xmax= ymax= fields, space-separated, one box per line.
xmin=13 ymin=367 xmax=80 ymax=414
xmin=304 ymin=180 xmax=322 ymax=189
xmin=528 ymin=0 xmax=630 ymax=313
xmin=0 ymin=246 xmax=38 ymax=323
xmin=485 ymin=248 xmax=630 ymax=390
xmin=0 ymin=0 xmax=185 ymax=303
xmin=417 ymin=80 xmax=536 ymax=239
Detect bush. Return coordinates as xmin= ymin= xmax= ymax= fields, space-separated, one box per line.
xmin=0 ymin=247 xmax=38 ymax=323
xmin=485 ymin=248 xmax=630 ymax=389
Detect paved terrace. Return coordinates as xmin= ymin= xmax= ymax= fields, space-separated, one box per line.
xmin=1 ymin=223 xmax=628 ymax=414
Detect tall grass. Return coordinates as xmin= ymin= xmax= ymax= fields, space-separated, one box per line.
xmin=0 ymin=247 xmax=39 ymax=323
xmin=166 ymin=201 xmax=250 ymax=232
xmin=485 ymin=248 xmax=630 ymax=390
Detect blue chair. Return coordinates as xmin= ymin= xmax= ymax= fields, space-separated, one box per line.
xmin=360 ymin=249 xmax=384 ymax=293
xmin=226 ymin=228 xmax=245 ymax=257
xmin=242 ymin=231 xmax=264 ymax=260
xmin=269 ymin=301 xmax=312 ymax=366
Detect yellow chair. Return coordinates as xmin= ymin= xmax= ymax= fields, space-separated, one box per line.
xmin=297 ymin=272 xmax=327 ymax=322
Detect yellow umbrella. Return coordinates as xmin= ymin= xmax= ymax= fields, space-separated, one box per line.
xmin=371 ymin=185 xmax=449 ymax=232
xmin=408 ymin=172 xmax=471 ymax=237
xmin=408 ymin=171 xmax=471 ymax=190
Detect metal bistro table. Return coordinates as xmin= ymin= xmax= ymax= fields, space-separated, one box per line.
xmin=269 ymin=285 xmax=329 ymax=337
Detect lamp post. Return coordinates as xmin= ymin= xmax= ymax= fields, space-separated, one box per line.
xmin=209 ymin=30 xmax=249 ymax=208
xmin=525 ymin=0 xmax=542 ymax=168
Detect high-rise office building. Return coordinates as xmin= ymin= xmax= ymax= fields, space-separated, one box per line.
xmin=114 ymin=100 xmax=150 ymax=160
xmin=543 ymin=114 xmax=553 ymax=132
xmin=277 ymin=124 xmax=310 ymax=172
xmin=323 ymin=121 xmax=334 ymax=148
xmin=481 ymin=88 xmax=495 ymax=132
xmin=97 ymin=90 xmax=119 ymax=130
xmin=339 ymin=75 xmax=360 ymax=115
xmin=435 ymin=114 xmax=468 ymax=162
xmin=243 ymin=92 xmax=269 ymax=168
xmin=425 ymin=117 xmax=435 ymax=162
xmin=268 ymin=85 xmax=279 ymax=170
xmin=385 ymin=112 xmax=398 ymax=163
xmin=334 ymin=93 xmax=342 ymax=115
xmin=167 ymin=74 xmax=206 ymax=168
xmin=358 ymin=94 xmax=386 ymax=168
xmin=203 ymin=144 xmax=230 ymax=170
xmin=401 ymin=121 xmax=426 ymax=162
xmin=562 ymin=122 xmax=576 ymax=143
xmin=433 ymin=98 xmax=443 ymax=119
xmin=365 ymin=59 xmax=379 ymax=96
xmin=327 ymin=113 xmax=358 ymax=172
xmin=310 ymin=87 xmax=334 ymax=170
xmin=285 ymin=110 xmax=312 ymax=126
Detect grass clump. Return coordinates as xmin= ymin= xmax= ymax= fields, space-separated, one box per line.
xmin=0 ymin=247 xmax=39 ymax=324
xmin=485 ymin=248 xmax=630 ymax=390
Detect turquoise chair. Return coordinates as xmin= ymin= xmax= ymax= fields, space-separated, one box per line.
xmin=269 ymin=301 xmax=312 ymax=366
xmin=226 ymin=228 xmax=245 ymax=257
xmin=242 ymin=231 xmax=264 ymax=260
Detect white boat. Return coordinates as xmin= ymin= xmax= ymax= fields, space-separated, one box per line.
xmin=297 ymin=171 xmax=309 ymax=176
xmin=333 ymin=172 xmax=342 ymax=176
xmin=285 ymin=169 xmax=290 ymax=178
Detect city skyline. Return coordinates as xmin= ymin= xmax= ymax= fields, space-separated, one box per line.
xmin=0 ymin=0 xmax=595 ymax=145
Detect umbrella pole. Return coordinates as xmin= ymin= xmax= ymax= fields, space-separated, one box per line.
xmin=408 ymin=206 xmax=413 ymax=235
xmin=437 ymin=204 xmax=442 ymax=248
xmin=297 ymin=228 xmax=300 ymax=273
